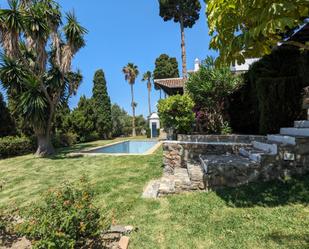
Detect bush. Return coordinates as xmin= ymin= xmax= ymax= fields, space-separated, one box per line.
xmin=158 ymin=94 xmax=195 ymax=135
xmin=52 ymin=132 xmax=78 ymax=148
xmin=229 ymin=47 xmax=309 ymax=134
xmin=186 ymin=57 xmax=242 ymax=134
xmin=0 ymin=136 xmax=35 ymax=158
xmin=18 ymin=177 xmax=107 ymax=249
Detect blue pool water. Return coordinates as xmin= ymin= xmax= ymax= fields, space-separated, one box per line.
xmin=88 ymin=140 xmax=158 ymax=154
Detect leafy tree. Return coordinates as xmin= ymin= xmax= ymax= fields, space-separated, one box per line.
xmin=206 ymin=0 xmax=309 ymax=65
xmin=153 ymin=54 xmax=179 ymax=80
xmin=135 ymin=115 xmax=148 ymax=136
xmin=0 ymin=92 xmax=15 ymax=137
xmin=70 ymin=96 xmax=97 ymax=142
xmin=158 ymin=94 xmax=195 ymax=135
xmin=92 ymin=69 xmax=112 ymax=139
xmin=158 ymin=0 xmax=201 ymax=77
xmin=0 ymin=0 xmax=86 ymax=156
xmin=122 ymin=63 xmax=139 ymax=137
xmin=111 ymin=104 xmax=129 ymax=137
xmin=186 ymin=57 xmax=242 ymax=133
xmin=53 ymin=103 xmax=71 ymax=135
xmin=142 ymin=71 xmax=153 ymax=115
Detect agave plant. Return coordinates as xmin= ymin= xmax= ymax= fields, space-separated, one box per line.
xmin=0 ymin=0 xmax=87 ymax=156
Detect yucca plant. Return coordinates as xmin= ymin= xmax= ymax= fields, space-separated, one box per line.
xmin=0 ymin=0 xmax=87 ymax=156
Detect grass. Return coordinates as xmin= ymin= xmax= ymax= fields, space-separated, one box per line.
xmin=0 ymin=137 xmax=309 ymax=248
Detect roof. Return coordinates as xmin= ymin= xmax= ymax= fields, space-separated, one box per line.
xmin=288 ymin=23 xmax=309 ymax=43
xmin=154 ymin=78 xmax=187 ymax=89
xmin=149 ymin=112 xmax=159 ymax=120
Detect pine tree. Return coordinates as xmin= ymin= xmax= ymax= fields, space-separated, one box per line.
xmin=92 ymin=69 xmax=112 ymax=139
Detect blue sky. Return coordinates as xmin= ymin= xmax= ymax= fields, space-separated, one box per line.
xmin=0 ymin=0 xmax=217 ymax=117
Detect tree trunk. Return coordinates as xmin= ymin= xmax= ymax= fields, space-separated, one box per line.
xmin=131 ymin=84 xmax=136 ymax=137
xmin=34 ymin=103 xmax=55 ymax=157
xmin=148 ymin=81 xmax=152 ymax=115
xmin=180 ymin=17 xmax=187 ymax=80
xmin=35 ymin=133 xmax=55 ymax=157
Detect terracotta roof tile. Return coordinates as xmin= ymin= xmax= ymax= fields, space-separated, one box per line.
xmin=154 ymin=78 xmax=187 ymax=89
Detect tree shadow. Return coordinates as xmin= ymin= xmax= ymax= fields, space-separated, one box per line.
xmin=265 ymin=231 xmax=309 ymax=248
xmin=47 ymin=140 xmax=115 ymax=160
xmin=215 ymin=174 xmax=309 ymax=207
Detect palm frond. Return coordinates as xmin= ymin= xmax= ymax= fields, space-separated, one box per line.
xmin=0 ymin=53 xmax=29 ymax=91
xmin=0 ymin=0 xmax=24 ymax=58
xmin=122 ymin=63 xmax=139 ymax=84
xmin=63 ymin=12 xmax=87 ymax=50
xmin=18 ymin=76 xmax=48 ymax=130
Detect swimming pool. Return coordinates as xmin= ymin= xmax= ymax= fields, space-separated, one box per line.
xmin=87 ymin=140 xmax=159 ymax=155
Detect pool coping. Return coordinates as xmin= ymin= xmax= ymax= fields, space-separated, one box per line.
xmin=69 ymin=140 xmax=162 ymax=157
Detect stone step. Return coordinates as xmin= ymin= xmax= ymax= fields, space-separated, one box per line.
xmin=252 ymin=141 xmax=278 ymax=154
xmin=294 ymin=120 xmax=309 ymax=128
xmin=187 ymin=162 xmax=205 ymax=189
xmin=200 ymin=154 xmax=259 ymax=172
xmin=239 ymin=148 xmax=266 ymax=162
xmin=142 ymin=180 xmax=160 ymax=198
xmin=173 ymin=168 xmax=191 ymax=188
xmin=158 ymin=177 xmax=176 ymax=196
xmin=199 ymin=154 xmax=260 ymax=188
xmin=267 ymin=134 xmax=296 ymax=145
xmin=280 ymin=128 xmax=309 ymax=137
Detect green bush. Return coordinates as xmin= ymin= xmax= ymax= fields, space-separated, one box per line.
xmin=52 ymin=132 xmax=78 ymax=148
xmin=146 ymin=128 xmax=151 ymax=138
xmin=229 ymin=47 xmax=309 ymax=134
xmin=186 ymin=57 xmax=242 ymax=134
xmin=0 ymin=136 xmax=35 ymax=158
xmin=158 ymin=94 xmax=195 ymax=135
xmin=18 ymin=177 xmax=106 ymax=249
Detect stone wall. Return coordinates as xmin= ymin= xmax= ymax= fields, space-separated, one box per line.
xmin=177 ymin=134 xmax=266 ymax=143
xmin=163 ymin=140 xmax=252 ymax=174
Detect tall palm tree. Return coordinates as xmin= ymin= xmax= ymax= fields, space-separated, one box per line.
xmin=0 ymin=0 xmax=87 ymax=156
xmin=142 ymin=71 xmax=152 ymax=116
xmin=122 ymin=63 xmax=139 ymax=137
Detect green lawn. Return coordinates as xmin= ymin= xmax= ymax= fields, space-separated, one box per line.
xmin=0 ymin=138 xmax=308 ymax=249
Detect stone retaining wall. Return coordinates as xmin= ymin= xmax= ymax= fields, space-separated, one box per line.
xmin=163 ymin=140 xmax=252 ymax=174
xmin=177 ymin=134 xmax=266 ymax=143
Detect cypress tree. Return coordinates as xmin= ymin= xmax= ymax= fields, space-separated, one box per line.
xmin=92 ymin=69 xmax=112 ymax=139
xmin=0 ymin=92 xmax=16 ymax=137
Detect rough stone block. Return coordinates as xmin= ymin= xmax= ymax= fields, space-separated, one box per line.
xmin=118 ymin=236 xmax=130 ymax=249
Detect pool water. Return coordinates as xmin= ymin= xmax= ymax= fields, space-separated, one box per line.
xmin=88 ymin=140 xmax=158 ymax=154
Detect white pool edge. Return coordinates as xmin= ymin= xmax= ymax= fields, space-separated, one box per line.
xmin=69 ymin=140 xmax=162 ymax=157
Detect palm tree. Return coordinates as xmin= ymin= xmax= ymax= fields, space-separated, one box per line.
xmin=122 ymin=63 xmax=139 ymax=137
xmin=142 ymin=71 xmax=152 ymax=116
xmin=0 ymin=0 xmax=87 ymax=156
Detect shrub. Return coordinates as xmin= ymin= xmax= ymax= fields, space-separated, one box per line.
xmin=158 ymin=94 xmax=195 ymax=135
xmin=186 ymin=57 xmax=242 ymax=134
xmin=18 ymin=177 xmax=106 ymax=249
xmin=228 ymin=47 xmax=309 ymax=134
xmin=52 ymin=132 xmax=78 ymax=148
xmin=0 ymin=136 xmax=35 ymax=158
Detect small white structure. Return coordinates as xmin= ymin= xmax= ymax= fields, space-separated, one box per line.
xmin=149 ymin=113 xmax=160 ymax=138
xmin=194 ymin=58 xmax=200 ymax=72
xmin=230 ymin=58 xmax=260 ymax=74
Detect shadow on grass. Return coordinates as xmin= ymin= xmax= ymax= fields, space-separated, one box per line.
xmin=48 ymin=141 xmax=114 ymax=160
xmin=265 ymin=231 xmax=309 ymax=248
xmin=215 ymin=174 xmax=309 ymax=207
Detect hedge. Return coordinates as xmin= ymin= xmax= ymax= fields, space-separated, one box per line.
xmin=0 ymin=136 xmax=35 ymax=158
xmin=228 ymin=47 xmax=309 ymax=135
